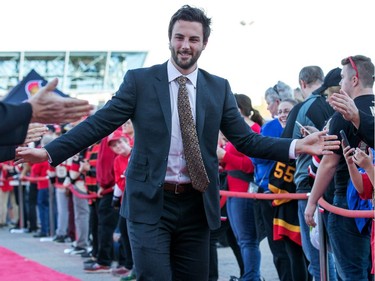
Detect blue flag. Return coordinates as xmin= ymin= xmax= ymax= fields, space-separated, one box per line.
xmin=2 ymin=69 xmax=68 ymax=104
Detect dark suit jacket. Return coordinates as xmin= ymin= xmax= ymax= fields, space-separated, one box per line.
xmin=0 ymin=146 xmax=16 ymax=162
xmin=0 ymin=102 xmax=32 ymax=145
xmin=45 ymin=62 xmax=291 ymax=229
xmin=0 ymin=102 xmax=32 ymax=162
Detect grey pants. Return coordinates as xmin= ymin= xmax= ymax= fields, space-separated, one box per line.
xmin=72 ymin=188 xmax=90 ymax=249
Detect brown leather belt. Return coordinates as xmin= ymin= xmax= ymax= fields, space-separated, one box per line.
xmin=163 ymin=182 xmax=194 ymax=194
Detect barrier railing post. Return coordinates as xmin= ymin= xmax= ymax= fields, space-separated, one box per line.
xmin=17 ymin=177 xmax=25 ymax=230
xmin=317 ymin=207 xmax=328 ymax=281
xmin=48 ymin=179 xmax=55 ymax=237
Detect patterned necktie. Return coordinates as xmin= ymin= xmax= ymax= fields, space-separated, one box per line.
xmin=177 ymin=76 xmax=210 ymax=192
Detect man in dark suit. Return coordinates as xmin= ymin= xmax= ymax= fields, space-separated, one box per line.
xmin=17 ymin=5 xmax=339 ymax=280
xmin=0 ymin=79 xmax=92 ymax=162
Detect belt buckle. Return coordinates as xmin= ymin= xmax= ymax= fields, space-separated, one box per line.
xmin=174 ymin=184 xmax=180 ymax=194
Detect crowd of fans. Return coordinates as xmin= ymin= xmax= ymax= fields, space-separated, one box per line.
xmin=1 ymin=56 xmax=373 ymax=281
xmin=0 ymin=5 xmax=374 ymax=279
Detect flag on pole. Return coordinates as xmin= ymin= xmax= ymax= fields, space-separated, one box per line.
xmin=2 ymin=69 xmax=68 ymax=104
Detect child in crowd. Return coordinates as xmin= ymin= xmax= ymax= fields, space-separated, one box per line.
xmin=343 ymin=145 xmax=374 ymax=274
xmin=109 ymin=129 xmax=132 ymax=206
xmin=107 ymin=128 xmax=136 ymax=281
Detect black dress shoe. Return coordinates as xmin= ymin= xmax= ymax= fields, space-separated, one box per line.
xmin=33 ymin=232 xmax=47 ymax=238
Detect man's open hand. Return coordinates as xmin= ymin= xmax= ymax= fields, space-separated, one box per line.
xmin=295 ymin=130 xmax=340 ymax=156
xmin=28 ymin=78 xmax=93 ymax=124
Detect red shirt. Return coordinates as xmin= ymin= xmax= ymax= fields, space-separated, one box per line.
xmin=222 ymin=123 xmax=261 ymax=192
xmin=96 ymin=136 xmax=116 ymax=189
xmin=359 ymin=173 xmax=373 ymax=200
xmin=0 ymin=162 xmax=13 ymax=192
xmin=114 ymin=154 xmax=130 ymax=192
xmin=31 ymin=161 xmax=50 ymax=189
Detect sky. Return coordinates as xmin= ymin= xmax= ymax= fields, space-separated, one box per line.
xmin=1 ymin=0 xmax=375 ymax=110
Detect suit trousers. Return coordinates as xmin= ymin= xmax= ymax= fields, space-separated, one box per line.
xmin=127 ymin=190 xmax=210 ymax=281
xmin=209 ymin=209 xmax=244 ymax=280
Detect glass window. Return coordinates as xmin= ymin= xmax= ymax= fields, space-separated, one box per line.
xmin=24 ymin=52 xmax=65 ymax=81
xmin=107 ymin=52 xmax=147 ymax=90
xmin=0 ymin=52 xmax=20 ymax=96
xmin=67 ymin=52 xmax=107 ymax=91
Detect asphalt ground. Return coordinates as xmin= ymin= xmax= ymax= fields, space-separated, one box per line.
xmin=0 ymin=225 xmax=279 ymax=281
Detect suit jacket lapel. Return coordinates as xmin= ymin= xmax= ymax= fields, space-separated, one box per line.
xmin=196 ymin=71 xmax=207 ymax=139
xmin=155 ymin=63 xmax=172 ymax=134
xmin=154 ymin=65 xmax=207 ymax=138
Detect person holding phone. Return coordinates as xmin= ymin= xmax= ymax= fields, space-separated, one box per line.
xmin=290 ymin=66 xmax=341 ymax=281
xmin=305 ymin=55 xmax=374 ymax=280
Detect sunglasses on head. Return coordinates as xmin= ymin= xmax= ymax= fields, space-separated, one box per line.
xmin=347 ymin=56 xmax=359 ymax=79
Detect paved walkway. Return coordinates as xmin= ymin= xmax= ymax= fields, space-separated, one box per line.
xmin=0 ymin=226 xmax=279 ymax=281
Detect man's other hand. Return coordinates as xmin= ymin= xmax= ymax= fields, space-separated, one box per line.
xmin=28 ymin=78 xmax=93 ymax=124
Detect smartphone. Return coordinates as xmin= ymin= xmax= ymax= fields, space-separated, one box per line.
xmin=339 ymin=130 xmax=350 ymax=148
xmin=295 ymin=121 xmax=311 ymax=135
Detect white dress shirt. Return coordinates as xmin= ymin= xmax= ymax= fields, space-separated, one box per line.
xmin=165 ymin=60 xmax=198 ymax=184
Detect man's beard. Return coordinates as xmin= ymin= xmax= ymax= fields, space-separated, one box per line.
xmin=171 ymin=49 xmax=201 ymax=70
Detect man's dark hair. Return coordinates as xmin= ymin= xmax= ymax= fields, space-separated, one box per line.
xmin=168 ymin=5 xmax=212 ymax=43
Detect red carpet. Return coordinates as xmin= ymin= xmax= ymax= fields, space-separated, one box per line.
xmin=0 ymin=246 xmax=80 ymax=281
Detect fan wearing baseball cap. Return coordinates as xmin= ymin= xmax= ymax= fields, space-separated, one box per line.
xmin=107 ymin=128 xmax=135 ymax=279
xmin=314 ymin=67 xmax=342 ymax=100
xmin=107 ymin=128 xmax=131 ymax=205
